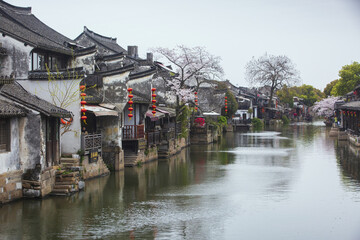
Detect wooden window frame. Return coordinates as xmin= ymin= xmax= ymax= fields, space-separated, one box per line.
xmin=0 ymin=118 xmax=10 ymax=153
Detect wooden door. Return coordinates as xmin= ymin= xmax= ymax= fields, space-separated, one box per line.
xmin=46 ymin=117 xmax=59 ymax=167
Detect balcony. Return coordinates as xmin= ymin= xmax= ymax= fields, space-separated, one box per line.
xmin=81 ymin=133 xmax=102 ymax=156
xmin=123 ymin=125 xmax=145 ymax=140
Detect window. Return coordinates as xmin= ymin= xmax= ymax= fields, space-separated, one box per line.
xmin=0 ymin=119 xmax=10 ymax=152
xmin=31 ymin=51 xmax=66 ymax=71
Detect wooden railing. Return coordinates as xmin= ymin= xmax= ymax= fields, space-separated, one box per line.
xmin=81 ymin=133 xmax=102 ymax=154
xmin=123 ymin=125 xmax=145 ymax=140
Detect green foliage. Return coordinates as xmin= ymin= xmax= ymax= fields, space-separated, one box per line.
xmin=282 ymin=115 xmax=290 ymax=125
xmin=222 ymin=91 xmax=238 ymax=117
xmin=217 ymin=116 xmax=227 ymax=126
xmin=323 ymin=79 xmax=339 ymax=97
xmin=331 ymin=62 xmax=360 ymax=96
xmin=251 ymin=118 xmax=264 ymax=131
xmin=144 ymin=149 xmax=149 ymax=156
xmin=276 ymin=84 xmax=324 ymax=107
xmin=177 ymin=105 xmax=191 ymax=138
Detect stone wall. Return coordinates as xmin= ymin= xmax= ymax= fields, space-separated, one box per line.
xmin=0 ymin=170 xmax=22 ymax=204
xmin=102 ymin=146 xmax=124 ymax=171
xmin=144 ymin=146 xmax=158 ymax=163
xmin=22 ymin=166 xmax=56 ymax=198
xmin=190 ymin=131 xmax=213 ymax=144
xmin=81 ymin=156 xmax=110 ymax=180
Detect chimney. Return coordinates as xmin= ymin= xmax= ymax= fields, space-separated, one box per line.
xmin=146 ymin=52 xmax=153 ymax=63
xmin=127 ymin=46 xmax=138 ymax=58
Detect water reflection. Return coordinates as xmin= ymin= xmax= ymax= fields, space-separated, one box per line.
xmin=1 ymin=124 xmax=360 ymax=239
xmin=335 ymin=140 xmax=360 ymax=190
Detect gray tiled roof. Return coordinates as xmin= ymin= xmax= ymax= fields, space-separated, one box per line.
xmin=0 ymin=99 xmax=27 ymax=117
xmin=341 ymin=101 xmax=360 ymax=110
xmin=75 ymin=26 xmax=127 ymax=54
xmin=0 ymin=82 xmax=71 ymax=118
xmin=0 ymin=1 xmax=73 ymax=54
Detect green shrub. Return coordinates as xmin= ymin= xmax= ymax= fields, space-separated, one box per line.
xmin=252 ymin=118 xmax=264 ymax=131
xmin=217 ymin=116 xmax=227 ymax=126
xmin=282 ymin=115 xmax=290 ymax=125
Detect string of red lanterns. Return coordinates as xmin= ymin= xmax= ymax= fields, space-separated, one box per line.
xmin=342 ymin=110 xmax=358 ymax=117
xmin=194 ymin=91 xmax=198 ymax=112
xmin=225 ymin=96 xmax=228 ymax=114
xmin=152 ymin=88 xmax=157 ymax=116
xmin=128 ymin=88 xmax=134 ymax=120
xmin=80 ymin=85 xmax=87 ymax=123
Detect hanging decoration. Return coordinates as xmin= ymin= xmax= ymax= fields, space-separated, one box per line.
xmin=151 ymin=88 xmax=156 ymax=116
xmin=225 ymin=96 xmax=228 ymax=114
xmin=194 ymin=91 xmax=198 ymax=112
xmin=80 ymin=85 xmax=87 ymax=124
xmin=128 ymin=88 xmax=134 ymax=120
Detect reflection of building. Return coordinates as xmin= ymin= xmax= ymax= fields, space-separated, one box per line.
xmin=336 ymin=142 xmax=360 ymax=182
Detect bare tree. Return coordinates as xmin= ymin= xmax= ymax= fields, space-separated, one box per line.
xmin=246 ymin=53 xmax=300 ymax=107
xmin=152 ymin=45 xmax=224 ymax=103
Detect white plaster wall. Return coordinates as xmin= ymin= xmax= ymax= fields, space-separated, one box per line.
xmin=103 ymin=72 xmax=128 ymax=84
xmin=127 ymin=74 xmax=154 ymax=85
xmin=124 ymin=104 xmax=141 ymax=125
xmin=104 ymin=57 xmax=124 ymax=65
xmin=0 ymin=35 xmax=33 ymax=79
xmin=74 ymin=53 xmax=96 ymax=74
xmin=0 ymin=118 xmax=20 ymax=174
xmin=18 ymin=79 xmax=82 ymax=154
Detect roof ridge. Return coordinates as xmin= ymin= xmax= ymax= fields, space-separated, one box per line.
xmin=0 ymin=0 xmax=31 ymax=15
xmin=83 ymin=26 xmax=117 ymax=43
xmin=0 ymin=3 xmax=73 ymax=53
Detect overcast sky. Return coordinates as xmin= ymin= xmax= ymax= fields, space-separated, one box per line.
xmin=6 ymin=0 xmax=360 ymax=91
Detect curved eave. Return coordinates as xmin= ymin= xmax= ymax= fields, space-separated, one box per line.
xmin=129 ymin=67 xmax=157 ymax=80
xmin=101 ymin=64 xmax=135 ymax=77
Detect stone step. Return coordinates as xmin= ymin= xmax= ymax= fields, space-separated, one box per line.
xmin=55 ymin=181 xmax=78 ymax=185
xmin=51 ymin=188 xmax=69 ymax=194
xmin=60 ymin=158 xmax=79 ymax=163
xmin=54 ymin=185 xmax=71 ymax=190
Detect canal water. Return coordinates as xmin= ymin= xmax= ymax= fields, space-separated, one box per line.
xmin=1 ymin=122 xmax=360 ymax=239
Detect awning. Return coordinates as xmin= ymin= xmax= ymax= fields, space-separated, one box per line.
xmin=157 ymin=107 xmax=176 ymax=117
xmin=203 ymin=111 xmax=220 ymax=116
xmin=146 ymin=109 xmax=165 ymax=121
xmin=85 ymin=105 xmax=118 ymax=117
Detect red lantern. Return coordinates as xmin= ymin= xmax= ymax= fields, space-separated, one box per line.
xmin=81 ymin=116 xmax=87 ymax=120
xmin=80 ymin=93 xmax=86 ymax=97
xmin=80 ymin=85 xmax=86 ymax=90
xmin=128 ymin=88 xmax=134 ymax=120
xmin=81 ymin=108 xmax=87 ymax=113
xmin=151 ymin=88 xmax=157 ymax=116
xmin=225 ymin=96 xmax=228 ymax=99
xmin=194 ymin=91 xmax=199 ymax=112
xmin=81 ymin=100 xmax=87 ymax=105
